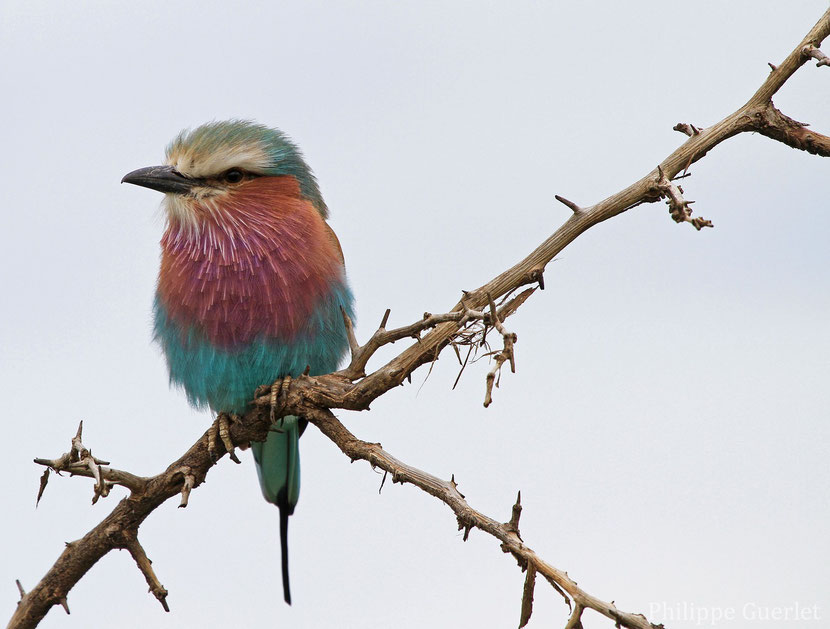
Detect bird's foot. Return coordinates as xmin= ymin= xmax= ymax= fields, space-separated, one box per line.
xmin=270 ymin=376 xmax=292 ymax=423
xmin=207 ymin=412 xmax=242 ymax=464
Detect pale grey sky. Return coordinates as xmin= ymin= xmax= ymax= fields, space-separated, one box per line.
xmin=1 ymin=2 xmax=828 ymax=628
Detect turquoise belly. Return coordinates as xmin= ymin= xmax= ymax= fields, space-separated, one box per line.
xmin=153 ymin=282 xmax=354 ymax=414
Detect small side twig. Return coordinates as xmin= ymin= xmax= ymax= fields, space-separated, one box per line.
xmin=654 ymin=165 xmax=713 ymax=230
xmin=506 ymin=491 xmax=523 ymax=539
xmin=340 ymin=306 xmax=361 ymax=358
xmin=33 ymin=422 xmax=148 ymax=502
xmin=802 ymin=44 xmax=830 ymax=66
xmin=519 ymin=563 xmax=537 ymax=628
xmin=123 ymin=534 xmax=169 ymax=612
xmin=673 ymin=122 xmax=702 ymax=137
xmin=481 ymin=294 xmax=518 ymax=407
xmin=555 ymin=194 xmax=583 ymax=214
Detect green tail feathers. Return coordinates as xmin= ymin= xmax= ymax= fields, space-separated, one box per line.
xmin=252 ymin=416 xmax=302 ymax=605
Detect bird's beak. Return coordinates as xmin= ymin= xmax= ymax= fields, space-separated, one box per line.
xmin=121 ymin=165 xmax=197 ymax=195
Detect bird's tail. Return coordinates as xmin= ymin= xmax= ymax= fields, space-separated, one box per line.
xmin=252 ymin=416 xmax=301 ymax=605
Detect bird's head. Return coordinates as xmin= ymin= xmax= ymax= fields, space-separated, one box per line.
xmin=122 ymin=120 xmax=327 ymax=228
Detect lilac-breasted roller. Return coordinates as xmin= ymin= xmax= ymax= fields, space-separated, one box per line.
xmin=122 ymin=120 xmax=354 ymax=604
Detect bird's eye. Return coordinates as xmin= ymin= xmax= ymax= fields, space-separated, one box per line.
xmin=223 ymin=169 xmax=244 ymax=184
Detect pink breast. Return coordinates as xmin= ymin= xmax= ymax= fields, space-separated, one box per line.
xmin=157 ymin=177 xmax=343 ymax=347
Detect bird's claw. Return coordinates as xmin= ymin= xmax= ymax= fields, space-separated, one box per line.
xmin=270 ymin=376 xmax=292 ymax=423
xmin=207 ymin=413 xmax=242 ymax=464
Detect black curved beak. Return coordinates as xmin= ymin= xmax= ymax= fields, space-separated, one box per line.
xmin=121 ymin=165 xmax=196 ymax=195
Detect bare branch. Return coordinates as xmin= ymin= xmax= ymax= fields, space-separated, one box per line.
xmin=305 ymin=408 xmax=661 ymax=629
xmin=11 ymin=8 xmax=830 ymax=629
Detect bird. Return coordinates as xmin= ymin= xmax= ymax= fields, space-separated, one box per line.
xmin=122 ymin=120 xmax=354 ymax=604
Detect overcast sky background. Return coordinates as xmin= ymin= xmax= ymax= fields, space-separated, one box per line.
xmin=1 ymin=2 xmax=828 ymax=628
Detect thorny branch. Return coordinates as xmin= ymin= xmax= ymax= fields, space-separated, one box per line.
xmin=33 ymin=421 xmax=147 ymax=503
xmin=10 ymin=8 xmax=830 ymax=629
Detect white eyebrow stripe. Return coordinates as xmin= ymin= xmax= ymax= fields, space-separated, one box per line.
xmin=165 ymin=144 xmax=272 ymax=178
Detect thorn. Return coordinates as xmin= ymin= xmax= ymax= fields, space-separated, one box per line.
xmin=36 ymin=468 xmax=50 ymax=507
xmin=302 ymin=364 xmax=311 ymax=376
xmin=379 ymin=470 xmax=388 ymax=494
xmin=507 ymin=490 xmax=523 ymax=540
xmin=457 ymin=517 xmax=473 ymax=542
xmin=449 ymin=474 xmax=465 ymax=499
xmin=379 ymin=308 xmax=391 ymax=329
xmin=15 ymin=579 xmax=25 ymax=600
xmin=555 ymin=194 xmax=582 ymax=213
xmin=768 ymin=62 xmax=778 ymax=71
xmin=451 ymin=342 xmax=462 ymax=365
xmin=524 ymin=267 xmax=545 ymax=290
xmin=59 ymin=596 xmax=70 ymax=614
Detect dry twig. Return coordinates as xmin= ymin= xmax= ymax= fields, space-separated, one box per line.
xmin=802 ymin=43 xmax=830 ymax=66
xmin=653 ymin=165 xmax=713 ymax=230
